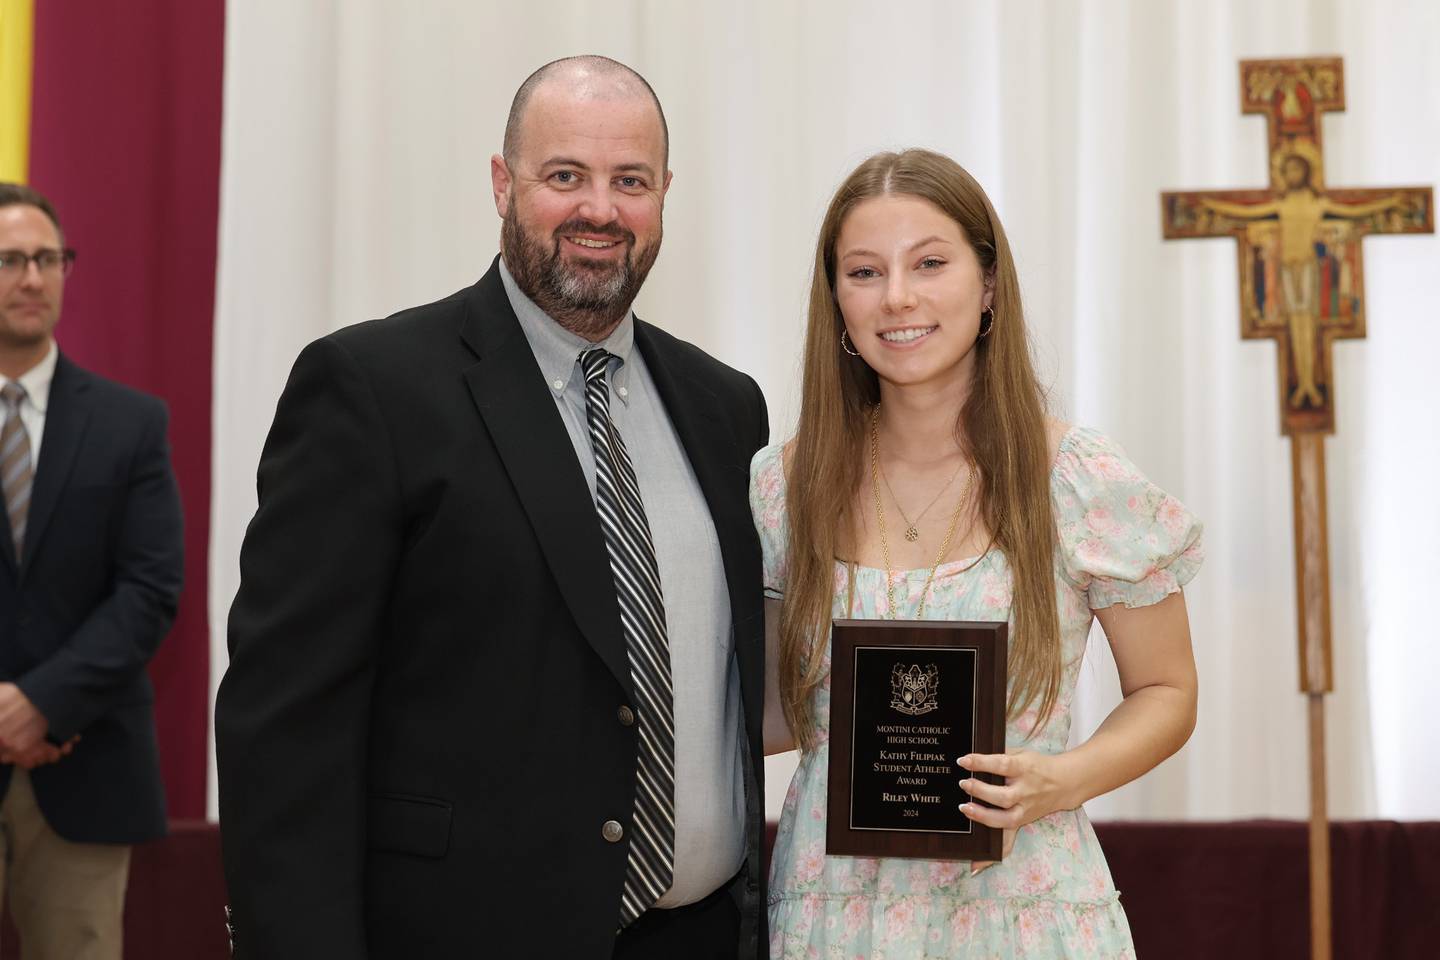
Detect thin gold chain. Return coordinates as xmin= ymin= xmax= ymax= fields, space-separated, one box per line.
xmin=869 ymin=405 xmax=972 ymax=619
xmin=879 ymin=455 xmax=963 ymax=542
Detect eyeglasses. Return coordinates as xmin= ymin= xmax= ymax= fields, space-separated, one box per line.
xmin=0 ymin=249 xmax=76 ymax=280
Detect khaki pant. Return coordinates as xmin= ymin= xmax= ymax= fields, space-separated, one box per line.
xmin=0 ymin=770 xmax=130 ymax=960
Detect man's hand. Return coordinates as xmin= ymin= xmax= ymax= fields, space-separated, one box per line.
xmin=0 ymin=683 xmax=50 ymax=754
xmin=0 ymin=736 xmax=78 ymax=770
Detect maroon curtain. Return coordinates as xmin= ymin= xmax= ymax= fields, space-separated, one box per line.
xmin=27 ymin=1 xmax=226 ymax=819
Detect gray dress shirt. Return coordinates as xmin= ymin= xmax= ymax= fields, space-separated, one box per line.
xmin=500 ymin=260 xmax=745 ymax=908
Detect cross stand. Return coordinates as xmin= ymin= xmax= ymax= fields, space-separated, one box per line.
xmin=1161 ymin=57 xmax=1432 ymax=960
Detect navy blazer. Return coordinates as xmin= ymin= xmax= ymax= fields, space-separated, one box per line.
xmin=0 ymin=353 xmax=184 ymax=843
xmin=217 ymin=258 xmax=770 ymax=959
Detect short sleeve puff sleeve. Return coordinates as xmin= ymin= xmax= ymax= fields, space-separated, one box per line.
xmin=748 ymin=443 xmax=790 ymax=600
xmin=1051 ymin=427 xmax=1203 ymax=609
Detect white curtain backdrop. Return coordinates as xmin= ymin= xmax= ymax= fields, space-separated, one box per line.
xmin=209 ymin=0 xmax=1440 ymax=821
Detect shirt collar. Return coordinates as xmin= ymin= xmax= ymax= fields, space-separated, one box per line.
xmin=0 ymin=339 xmax=58 ymax=414
xmin=499 ymin=257 xmax=635 ymax=401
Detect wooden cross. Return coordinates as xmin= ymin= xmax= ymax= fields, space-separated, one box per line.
xmin=1161 ymin=57 xmax=1433 ymax=960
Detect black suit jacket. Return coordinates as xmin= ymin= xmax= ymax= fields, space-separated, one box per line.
xmin=216 ymin=259 xmax=770 ymax=958
xmin=0 ymin=353 xmax=183 ymax=843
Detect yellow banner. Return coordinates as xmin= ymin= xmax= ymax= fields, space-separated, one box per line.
xmin=0 ymin=0 xmax=34 ymax=183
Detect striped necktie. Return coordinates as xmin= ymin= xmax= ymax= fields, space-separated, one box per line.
xmin=578 ymin=349 xmax=676 ymax=928
xmin=1 ymin=382 xmax=33 ymax=560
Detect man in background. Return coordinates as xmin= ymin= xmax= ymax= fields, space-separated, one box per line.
xmin=0 ymin=182 xmax=184 ymax=959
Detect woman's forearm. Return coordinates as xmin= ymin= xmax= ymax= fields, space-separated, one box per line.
xmin=1054 ymin=681 xmax=1197 ymax=810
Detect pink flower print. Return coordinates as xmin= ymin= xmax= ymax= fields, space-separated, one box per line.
xmin=843 ymin=897 xmax=869 ymax=937
xmin=1012 ymin=708 xmax=1042 ymax=740
xmin=883 ymin=898 xmax=915 ymax=939
xmin=785 ymin=777 xmax=800 ymax=806
xmin=1127 ymin=495 xmax=1140 ymax=512
xmin=1089 ymin=454 xmax=1134 ymax=482
xmin=949 ymin=903 xmax=978 ymax=941
xmin=833 ymin=563 xmax=850 ymax=593
xmin=1062 ymin=816 xmax=1082 ymax=854
xmin=1017 ymin=903 xmax=1051 ymax=951
xmin=1074 ymin=538 xmax=1109 ymax=570
xmin=1156 ymin=495 xmax=1190 ymax=539
xmin=928 ymin=859 xmax=966 ymax=891
xmin=908 ymin=861 xmax=929 ymax=890
xmin=988 ymin=865 xmax=1016 ymax=899
xmin=756 ymin=459 xmax=783 ymax=500
xmin=980 ymin=570 xmax=1013 ymax=609
xmin=874 ymin=579 xmax=894 ymax=617
xmin=794 ymin=840 xmax=826 ymax=885
xmin=849 ymin=857 xmax=880 ymax=890
xmin=1017 ymin=908 xmax=1038 ymax=951
xmin=1084 ymin=506 xmax=1120 ymax=537
xmin=1018 ymin=854 xmax=1054 ymax=894
xmin=1082 ymin=863 xmax=1110 ymax=900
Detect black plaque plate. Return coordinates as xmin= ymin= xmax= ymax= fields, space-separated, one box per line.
xmin=826 ymin=619 xmax=1007 ymax=861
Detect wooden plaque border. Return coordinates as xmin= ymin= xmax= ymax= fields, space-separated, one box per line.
xmin=826 ymin=619 xmax=1008 ymax=861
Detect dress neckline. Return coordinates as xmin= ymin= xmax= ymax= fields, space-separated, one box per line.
xmin=834 ymin=425 xmax=1081 ymax=577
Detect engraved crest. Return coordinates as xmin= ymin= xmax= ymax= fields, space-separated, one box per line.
xmin=890 ymin=663 xmax=940 ymax=716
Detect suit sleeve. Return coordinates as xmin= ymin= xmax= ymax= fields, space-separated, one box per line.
xmin=18 ymin=398 xmax=184 ymax=741
xmin=749 ymin=374 xmax=769 ymax=450
xmin=215 ymin=335 xmax=400 ymax=959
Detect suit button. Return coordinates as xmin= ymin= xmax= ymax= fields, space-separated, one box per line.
xmin=603 ymin=820 xmax=625 ymax=843
xmin=617 ymin=705 xmax=635 ymax=726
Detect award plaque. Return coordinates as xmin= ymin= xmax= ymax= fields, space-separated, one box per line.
xmin=826 ymin=619 xmax=1007 ymax=861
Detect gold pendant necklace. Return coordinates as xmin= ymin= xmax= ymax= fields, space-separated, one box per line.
xmin=869 ymin=405 xmax=972 ymax=619
xmin=879 ymin=455 xmax=963 ymax=542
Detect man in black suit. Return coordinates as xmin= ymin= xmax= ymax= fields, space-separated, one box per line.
xmin=0 ymin=183 xmax=183 ymax=959
xmin=216 ymin=56 xmax=769 ymax=958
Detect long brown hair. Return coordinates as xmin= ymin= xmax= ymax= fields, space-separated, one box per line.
xmin=780 ymin=149 xmax=1060 ymax=750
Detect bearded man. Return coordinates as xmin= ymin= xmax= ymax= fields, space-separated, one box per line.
xmin=215 ymin=56 xmax=770 ymax=960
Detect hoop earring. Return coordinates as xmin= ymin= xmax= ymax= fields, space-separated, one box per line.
xmin=978 ymin=306 xmax=995 ymax=339
xmin=840 ymin=330 xmax=861 ymax=356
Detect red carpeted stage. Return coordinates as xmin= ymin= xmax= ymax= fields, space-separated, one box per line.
xmin=11 ymin=819 xmax=1434 ymax=957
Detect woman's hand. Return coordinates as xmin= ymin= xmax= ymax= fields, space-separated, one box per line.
xmin=957 ymin=748 xmax=1074 ymax=875
xmin=959 ymin=593 xmax=1199 ymax=877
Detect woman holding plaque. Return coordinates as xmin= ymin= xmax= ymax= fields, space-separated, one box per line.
xmin=751 ymin=149 xmax=1202 ymax=959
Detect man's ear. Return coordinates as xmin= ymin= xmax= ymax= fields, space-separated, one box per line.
xmin=491 ymin=154 xmax=512 ymax=217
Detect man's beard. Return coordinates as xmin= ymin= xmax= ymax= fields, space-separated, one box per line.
xmin=501 ymin=206 xmax=661 ymax=341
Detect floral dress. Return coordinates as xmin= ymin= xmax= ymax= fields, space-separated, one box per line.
xmin=751 ymin=427 xmax=1203 ymax=960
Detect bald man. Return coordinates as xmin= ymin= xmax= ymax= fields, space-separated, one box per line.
xmin=216 ymin=56 xmax=769 ymax=959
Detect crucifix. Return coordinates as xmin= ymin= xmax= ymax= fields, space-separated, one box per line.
xmin=1161 ymin=57 xmax=1433 ymax=960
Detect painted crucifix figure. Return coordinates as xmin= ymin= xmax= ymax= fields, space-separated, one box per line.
xmin=1164 ymin=58 xmax=1432 ymax=434
xmin=1161 ymin=57 xmax=1433 ymax=960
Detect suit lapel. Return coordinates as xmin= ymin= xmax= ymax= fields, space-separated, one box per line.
xmin=459 ymin=262 xmax=633 ymax=699
xmin=21 ymin=354 xmax=90 ymax=577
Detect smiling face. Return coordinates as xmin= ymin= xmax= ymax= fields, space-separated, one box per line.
xmin=491 ymin=78 xmax=671 ymax=340
xmin=834 ymin=194 xmax=992 ymax=395
xmin=0 ymin=204 xmax=65 ymax=356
